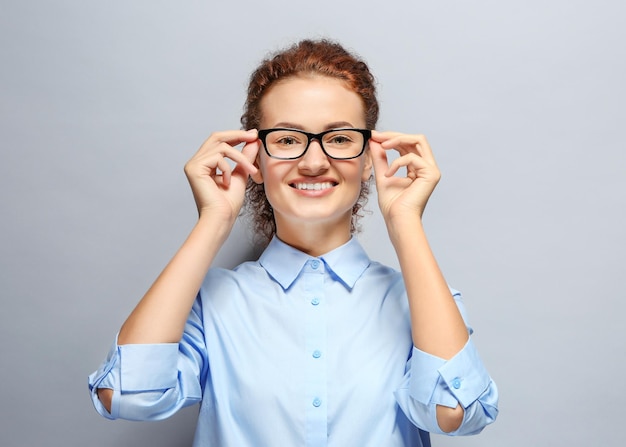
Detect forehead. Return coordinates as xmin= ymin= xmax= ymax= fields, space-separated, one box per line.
xmin=259 ymin=76 xmax=366 ymax=130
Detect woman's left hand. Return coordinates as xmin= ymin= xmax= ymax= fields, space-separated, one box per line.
xmin=369 ymin=131 xmax=441 ymax=222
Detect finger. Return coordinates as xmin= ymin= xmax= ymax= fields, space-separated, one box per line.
xmin=370 ymin=130 xmax=405 ymax=143
xmin=386 ymin=153 xmax=427 ymax=178
xmin=379 ymin=134 xmax=435 ymax=162
xmin=237 ymin=139 xmax=260 ymax=175
xmin=192 ymin=143 xmax=256 ymax=176
xmin=371 ymin=131 xmax=420 ymax=159
xmin=213 ymin=158 xmax=232 ymax=186
xmin=374 ymin=131 xmax=426 ymax=145
xmin=368 ymin=139 xmax=391 ymax=179
xmin=194 ymin=129 xmax=258 ymax=158
xmin=388 ymin=154 xmax=441 ymax=184
xmin=218 ymin=145 xmax=258 ymax=175
xmin=371 ymin=136 xmax=428 ymax=178
xmin=207 ymin=129 xmax=258 ymax=147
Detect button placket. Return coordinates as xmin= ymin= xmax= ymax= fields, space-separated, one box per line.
xmin=303 ymin=260 xmax=327 ymax=444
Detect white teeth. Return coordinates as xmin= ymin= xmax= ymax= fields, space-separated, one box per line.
xmin=295 ymin=182 xmax=334 ymax=190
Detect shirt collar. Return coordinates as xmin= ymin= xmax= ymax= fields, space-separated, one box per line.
xmin=259 ymin=236 xmax=371 ymax=290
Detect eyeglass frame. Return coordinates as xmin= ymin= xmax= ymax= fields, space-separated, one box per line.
xmin=257 ymin=128 xmax=372 ymax=160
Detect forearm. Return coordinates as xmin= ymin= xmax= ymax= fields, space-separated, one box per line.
xmin=118 ymin=214 xmax=232 ymax=345
xmin=372 ymin=132 xmax=495 ymax=433
xmin=387 ymin=215 xmax=468 ymax=359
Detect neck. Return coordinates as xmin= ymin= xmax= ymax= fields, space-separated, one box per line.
xmin=274 ymin=217 xmax=352 ymax=257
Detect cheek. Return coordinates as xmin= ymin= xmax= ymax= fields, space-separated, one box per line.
xmin=257 ymin=153 xmax=274 ymax=181
xmin=347 ymin=161 xmax=369 ymax=184
xmin=361 ymin=153 xmax=373 ymax=182
xmin=258 ymin=157 xmax=288 ymax=189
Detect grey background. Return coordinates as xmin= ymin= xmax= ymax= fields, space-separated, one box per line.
xmin=1 ymin=1 xmax=624 ymax=446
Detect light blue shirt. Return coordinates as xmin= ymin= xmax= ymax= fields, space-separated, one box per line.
xmin=89 ymin=237 xmax=498 ymax=446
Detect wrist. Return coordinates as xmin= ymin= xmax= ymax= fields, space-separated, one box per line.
xmin=197 ymin=201 xmax=240 ymax=225
xmin=195 ymin=213 xmax=236 ymax=244
xmin=384 ymin=212 xmax=425 ymax=243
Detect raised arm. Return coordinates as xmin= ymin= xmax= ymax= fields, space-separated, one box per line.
xmin=118 ymin=129 xmax=259 ymax=344
xmin=97 ymin=129 xmax=259 ymax=411
xmin=370 ymin=131 xmax=471 ymax=432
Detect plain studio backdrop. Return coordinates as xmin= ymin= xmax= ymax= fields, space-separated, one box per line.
xmin=1 ymin=1 xmax=624 ymax=446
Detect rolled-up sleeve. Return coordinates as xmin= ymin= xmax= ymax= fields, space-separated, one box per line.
xmin=396 ymin=339 xmax=498 ymax=435
xmin=394 ymin=290 xmax=499 ymax=435
xmin=88 ymin=298 xmax=206 ymax=421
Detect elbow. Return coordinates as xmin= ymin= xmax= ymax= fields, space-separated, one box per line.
xmin=436 ymin=403 xmax=464 ymax=433
xmin=97 ymin=388 xmax=114 ymax=414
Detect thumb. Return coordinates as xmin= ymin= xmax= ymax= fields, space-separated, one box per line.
xmin=232 ymin=139 xmax=260 ymax=179
xmin=241 ymin=138 xmax=260 ymax=164
xmin=239 ymin=139 xmax=263 ymax=184
xmin=369 ymin=140 xmax=389 ymax=179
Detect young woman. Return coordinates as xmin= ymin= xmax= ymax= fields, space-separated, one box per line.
xmin=89 ymin=39 xmax=498 ymax=446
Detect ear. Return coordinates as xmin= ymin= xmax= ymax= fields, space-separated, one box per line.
xmin=250 ymin=153 xmax=264 ymax=184
xmin=361 ymin=150 xmax=373 ymax=182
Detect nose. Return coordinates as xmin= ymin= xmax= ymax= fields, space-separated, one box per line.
xmin=298 ymin=139 xmax=330 ymax=173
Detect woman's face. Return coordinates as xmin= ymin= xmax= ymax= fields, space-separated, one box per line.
xmin=256 ymin=75 xmax=372 ymax=238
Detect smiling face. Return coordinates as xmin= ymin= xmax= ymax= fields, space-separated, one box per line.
xmin=255 ymin=75 xmax=372 ymax=249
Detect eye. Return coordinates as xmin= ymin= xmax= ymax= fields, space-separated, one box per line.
xmin=328 ymin=135 xmax=353 ymax=145
xmin=269 ymin=130 xmax=306 ymax=147
xmin=324 ymin=131 xmax=358 ymax=147
xmin=276 ymin=136 xmax=299 ymax=146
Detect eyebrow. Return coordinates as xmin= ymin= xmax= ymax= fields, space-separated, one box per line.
xmin=272 ymin=121 xmax=356 ymax=131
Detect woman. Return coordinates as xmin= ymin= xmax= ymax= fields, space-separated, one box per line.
xmin=89 ymin=39 xmax=498 ymax=446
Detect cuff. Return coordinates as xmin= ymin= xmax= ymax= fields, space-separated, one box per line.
xmin=410 ymin=338 xmax=491 ymax=409
xmin=119 ymin=343 xmax=180 ymax=391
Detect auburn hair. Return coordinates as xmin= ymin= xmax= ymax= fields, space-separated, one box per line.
xmin=241 ymin=39 xmax=379 ymax=244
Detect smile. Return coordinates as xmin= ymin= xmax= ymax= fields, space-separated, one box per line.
xmin=291 ymin=182 xmax=336 ymax=191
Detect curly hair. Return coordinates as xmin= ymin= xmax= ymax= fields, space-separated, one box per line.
xmin=241 ymin=39 xmax=379 ymax=244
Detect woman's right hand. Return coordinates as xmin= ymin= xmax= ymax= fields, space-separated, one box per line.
xmin=184 ymin=129 xmax=260 ymax=222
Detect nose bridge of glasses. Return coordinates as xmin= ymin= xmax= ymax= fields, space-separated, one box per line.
xmin=305 ymin=133 xmax=327 ymax=154
xmin=295 ymin=134 xmax=328 ymax=165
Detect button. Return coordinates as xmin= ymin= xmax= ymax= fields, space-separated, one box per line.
xmin=312 ymin=398 xmax=322 ymax=407
xmin=312 ymin=350 xmax=321 ymax=358
xmin=311 ymin=260 xmax=320 ymax=269
xmin=311 ymin=297 xmax=320 ymax=306
xmin=452 ymin=378 xmax=461 ymax=389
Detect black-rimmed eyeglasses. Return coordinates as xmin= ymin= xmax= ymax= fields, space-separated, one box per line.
xmin=258 ymin=128 xmax=371 ymax=160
